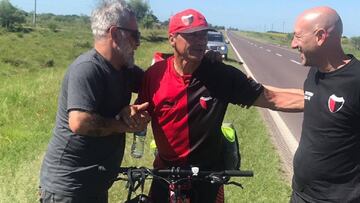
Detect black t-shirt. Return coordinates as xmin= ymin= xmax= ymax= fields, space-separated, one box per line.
xmin=139 ymin=56 xmax=263 ymax=169
xmin=293 ymin=55 xmax=360 ymax=202
xmin=40 ymin=49 xmax=143 ymax=196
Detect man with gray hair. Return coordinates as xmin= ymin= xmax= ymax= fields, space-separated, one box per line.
xmin=290 ymin=6 xmax=360 ymax=202
xmin=39 ymin=0 xmax=150 ymax=202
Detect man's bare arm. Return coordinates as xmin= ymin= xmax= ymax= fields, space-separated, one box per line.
xmin=253 ymin=85 xmax=304 ymax=112
xmin=69 ymin=111 xmax=129 ymax=136
xmin=69 ymin=103 xmax=150 ymax=137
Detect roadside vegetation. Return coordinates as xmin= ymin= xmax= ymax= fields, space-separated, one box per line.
xmin=0 ymin=0 xmax=291 ymax=202
xmin=0 ymin=28 xmax=291 ymax=203
xmin=238 ymin=30 xmax=360 ymax=58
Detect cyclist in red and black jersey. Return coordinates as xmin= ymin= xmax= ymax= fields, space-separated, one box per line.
xmin=138 ymin=9 xmax=304 ymax=203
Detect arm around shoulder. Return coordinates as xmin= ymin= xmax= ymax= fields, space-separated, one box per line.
xmin=253 ymin=85 xmax=304 ymax=112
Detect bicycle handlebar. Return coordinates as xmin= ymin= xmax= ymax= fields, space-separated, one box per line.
xmin=153 ymin=168 xmax=254 ymax=177
xmin=111 ymin=166 xmax=253 ymax=178
xmin=107 ymin=166 xmax=253 ymax=202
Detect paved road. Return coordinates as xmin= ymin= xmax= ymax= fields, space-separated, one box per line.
xmin=226 ymin=31 xmax=309 ymax=173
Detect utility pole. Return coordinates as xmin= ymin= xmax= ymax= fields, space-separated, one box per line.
xmin=33 ymin=0 xmax=37 ymax=27
xmin=283 ymin=21 xmax=285 ymax=33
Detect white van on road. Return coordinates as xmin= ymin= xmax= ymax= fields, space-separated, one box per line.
xmin=206 ymin=31 xmax=228 ymax=60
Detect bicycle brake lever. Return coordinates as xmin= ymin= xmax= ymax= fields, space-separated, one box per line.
xmin=226 ymin=181 xmax=243 ymax=189
xmin=208 ymin=175 xmax=226 ymax=184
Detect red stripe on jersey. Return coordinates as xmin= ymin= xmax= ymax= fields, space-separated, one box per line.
xmin=139 ymin=56 xmax=190 ymax=168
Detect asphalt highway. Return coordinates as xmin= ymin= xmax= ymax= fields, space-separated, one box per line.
xmin=226 ymin=31 xmax=309 ymax=176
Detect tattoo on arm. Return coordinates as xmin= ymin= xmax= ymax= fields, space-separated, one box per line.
xmin=84 ymin=114 xmax=113 ymax=137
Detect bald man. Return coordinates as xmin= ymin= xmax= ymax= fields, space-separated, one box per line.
xmin=290 ymin=6 xmax=360 ymax=203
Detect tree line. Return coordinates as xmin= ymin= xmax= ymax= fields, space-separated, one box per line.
xmin=1 ymin=0 xmax=359 ymax=51
xmin=0 ymin=0 xmax=160 ymax=31
xmin=0 ymin=0 xmax=229 ymax=32
xmin=0 ymin=0 xmax=26 ymax=30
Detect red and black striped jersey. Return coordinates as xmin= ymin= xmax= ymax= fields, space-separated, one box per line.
xmin=139 ymin=56 xmax=263 ymax=169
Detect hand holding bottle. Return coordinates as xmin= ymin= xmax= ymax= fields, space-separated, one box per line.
xmin=117 ymin=102 xmax=150 ymax=132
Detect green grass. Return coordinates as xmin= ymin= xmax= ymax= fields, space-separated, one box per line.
xmin=237 ymin=31 xmax=292 ymax=47
xmin=0 ymin=27 xmax=92 ymax=203
xmin=0 ymin=26 xmax=290 ymax=203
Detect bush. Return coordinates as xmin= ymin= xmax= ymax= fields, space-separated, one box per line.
xmin=47 ymin=23 xmax=58 ymax=32
xmin=146 ymin=30 xmax=167 ymax=42
xmin=0 ymin=0 xmax=26 ymax=30
xmin=351 ymin=36 xmax=360 ymax=50
xmin=43 ymin=59 xmax=55 ymax=68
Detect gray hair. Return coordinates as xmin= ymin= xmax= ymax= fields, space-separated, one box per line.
xmin=91 ymin=0 xmax=135 ymax=39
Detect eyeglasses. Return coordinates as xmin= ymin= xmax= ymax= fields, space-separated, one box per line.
xmin=112 ymin=26 xmax=141 ymax=44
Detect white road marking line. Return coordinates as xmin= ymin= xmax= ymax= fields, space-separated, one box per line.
xmin=228 ymin=33 xmax=299 ymax=156
xmin=266 ymin=49 xmax=271 ymax=52
xmin=254 ymin=44 xmax=257 ymax=47
xmin=259 ymin=46 xmax=263 ymax=49
xmin=276 ymin=53 xmax=282 ymax=57
xmin=290 ymin=59 xmax=301 ymax=65
xmin=267 ymin=110 xmax=299 ymax=155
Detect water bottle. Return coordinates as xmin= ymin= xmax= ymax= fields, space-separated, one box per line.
xmin=131 ymin=129 xmax=146 ymax=158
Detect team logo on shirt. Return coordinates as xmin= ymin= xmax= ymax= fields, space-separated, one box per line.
xmin=328 ymin=94 xmax=345 ymax=113
xmin=199 ymin=96 xmax=212 ymax=110
xmin=304 ymin=91 xmax=314 ymax=101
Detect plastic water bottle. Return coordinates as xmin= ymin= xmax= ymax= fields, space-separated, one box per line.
xmin=131 ymin=129 xmax=146 ymax=158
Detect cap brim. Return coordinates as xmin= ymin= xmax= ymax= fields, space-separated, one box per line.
xmin=177 ymin=26 xmax=216 ymax=34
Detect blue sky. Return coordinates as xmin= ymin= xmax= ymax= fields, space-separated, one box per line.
xmin=10 ymin=0 xmax=360 ymax=37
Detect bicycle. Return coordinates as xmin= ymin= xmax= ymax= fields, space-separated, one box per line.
xmin=99 ymin=166 xmax=253 ymax=203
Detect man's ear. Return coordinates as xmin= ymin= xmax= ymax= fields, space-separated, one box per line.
xmin=315 ymin=28 xmax=327 ymax=46
xmin=109 ymin=26 xmax=119 ymax=41
xmin=169 ymin=34 xmax=176 ymax=47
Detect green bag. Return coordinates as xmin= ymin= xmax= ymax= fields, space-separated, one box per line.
xmin=221 ymin=123 xmax=241 ymax=170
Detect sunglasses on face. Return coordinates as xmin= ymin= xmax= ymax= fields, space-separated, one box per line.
xmin=114 ymin=26 xmax=141 ymax=44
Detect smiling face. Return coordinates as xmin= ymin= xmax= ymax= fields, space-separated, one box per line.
xmin=291 ymin=16 xmax=322 ymax=67
xmin=170 ymin=30 xmax=208 ymax=62
xmin=291 ymin=7 xmax=344 ymax=68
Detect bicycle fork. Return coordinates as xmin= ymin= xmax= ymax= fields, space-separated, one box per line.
xmin=168 ymin=182 xmax=190 ymax=203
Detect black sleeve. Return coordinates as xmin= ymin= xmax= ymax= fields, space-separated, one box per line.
xmin=197 ymin=59 xmax=263 ymax=106
xmin=67 ymin=61 xmax=104 ymax=113
xmin=225 ymin=64 xmax=264 ymax=106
